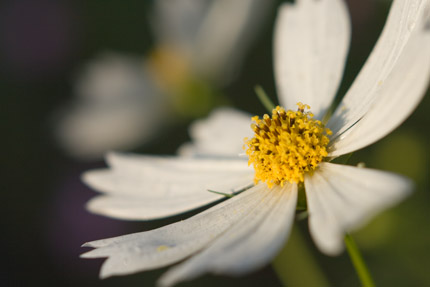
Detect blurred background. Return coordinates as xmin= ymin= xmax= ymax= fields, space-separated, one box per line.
xmin=1 ymin=0 xmax=429 ymax=286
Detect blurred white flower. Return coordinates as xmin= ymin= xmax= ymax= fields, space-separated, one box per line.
xmin=55 ymin=53 xmax=166 ymax=160
xmin=152 ymin=0 xmax=275 ymax=84
xmin=81 ymin=0 xmax=430 ymax=286
xmin=55 ymin=0 xmax=274 ymax=160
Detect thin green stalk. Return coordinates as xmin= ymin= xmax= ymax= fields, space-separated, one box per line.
xmin=254 ymin=85 xmax=275 ymax=112
xmin=207 ymin=189 xmax=233 ymax=198
xmin=344 ymin=233 xmax=375 ymax=287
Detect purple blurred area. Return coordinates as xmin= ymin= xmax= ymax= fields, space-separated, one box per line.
xmin=44 ymin=164 xmax=134 ymax=274
xmin=1 ymin=0 xmax=78 ymax=79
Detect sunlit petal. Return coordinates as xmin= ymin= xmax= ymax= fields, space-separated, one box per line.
xmin=178 ymin=108 xmax=253 ymax=157
xmin=274 ymin=0 xmax=350 ymax=119
xmin=81 ymin=183 xmax=269 ymax=278
xmin=82 ymin=152 xmax=253 ymax=220
xmin=158 ymin=184 xmax=297 ymax=287
xmin=305 ymin=162 xmax=412 ymax=255
xmin=327 ymin=0 xmax=428 ymax=137
xmin=329 ymin=3 xmax=430 ymax=156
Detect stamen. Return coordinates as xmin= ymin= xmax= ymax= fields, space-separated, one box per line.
xmin=244 ymin=103 xmax=332 ymax=188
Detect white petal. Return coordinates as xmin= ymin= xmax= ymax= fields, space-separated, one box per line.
xmin=274 ymin=0 xmax=351 ymax=119
xmin=82 ymin=152 xmax=254 ymax=220
xmin=305 ymin=162 xmax=412 ymax=255
xmin=178 ymin=108 xmax=253 ymax=157
xmin=81 ymin=183 xmax=269 ymax=278
xmin=329 ymin=4 xmax=430 ymax=156
xmin=327 ymin=0 xmax=429 ymax=137
xmin=158 ymin=184 xmax=298 ymax=287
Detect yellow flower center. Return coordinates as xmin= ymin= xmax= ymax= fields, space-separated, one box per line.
xmin=147 ymin=45 xmax=191 ymax=90
xmin=244 ymin=103 xmax=332 ymax=188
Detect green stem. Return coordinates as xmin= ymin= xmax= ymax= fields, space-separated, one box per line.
xmin=344 ymin=233 xmax=375 ymax=287
xmin=207 ymin=189 xmax=233 ymax=198
xmin=254 ymin=85 xmax=275 ymax=112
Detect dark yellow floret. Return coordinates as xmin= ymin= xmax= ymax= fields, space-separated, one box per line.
xmin=244 ymin=103 xmax=332 ymax=188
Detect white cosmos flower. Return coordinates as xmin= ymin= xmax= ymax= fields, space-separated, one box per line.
xmin=81 ymin=0 xmax=430 ymax=286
